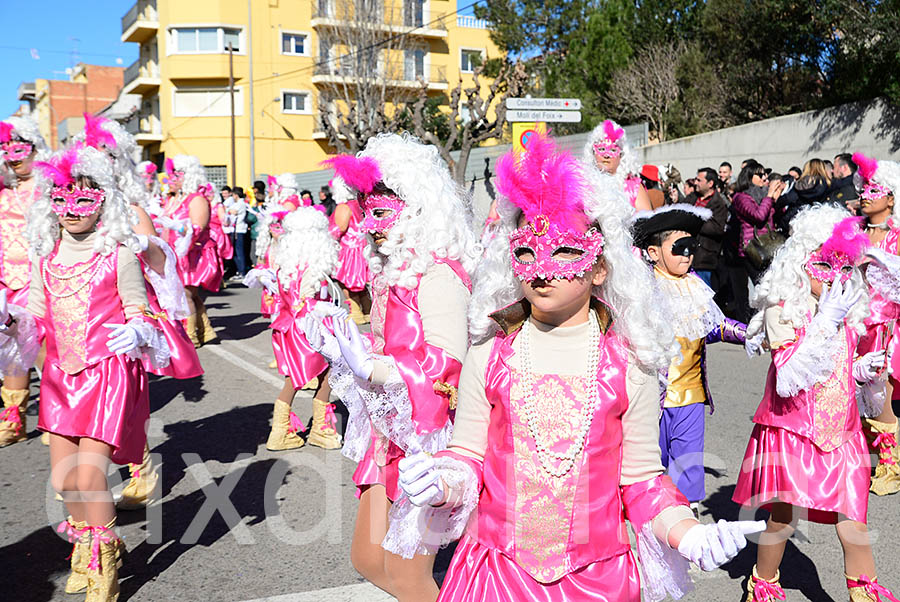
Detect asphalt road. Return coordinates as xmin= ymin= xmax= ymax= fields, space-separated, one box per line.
xmin=1 ymin=283 xmax=897 ymax=601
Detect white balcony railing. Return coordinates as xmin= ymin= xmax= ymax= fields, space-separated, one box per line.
xmin=456 ymin=15 xmax=491 ymax=29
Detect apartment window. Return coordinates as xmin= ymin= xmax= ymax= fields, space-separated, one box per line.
xmin=173 ymin=87 xmax=243 ymax=117
xmin=405 ymin=48 xmax=426 ymax=80
xmin=171 ymin=26 xmax=243 ymax=53
xmin=282 ymin=90 xmax=311 ymax=114
xmin=205 ymin=165 xmax=228 ymax=190
xmin=281 ymin=32 xmax=308 ymax=55
xmin=460 ymin=49 xmax=483 ymax=73
xmin=404 ymin=0 xmax=425 ymax=27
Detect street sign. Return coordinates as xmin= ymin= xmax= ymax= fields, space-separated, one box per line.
xmin=507 ymin=97 xmax=582 ymax=110
xmin=506 ymin=109 xmax=582 ymax=123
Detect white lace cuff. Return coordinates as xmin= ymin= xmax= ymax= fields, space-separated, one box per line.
xmin=143 ymin=237 xmax=190 ymax=320
xmin=242 ymin=267 xmax=270 ymax=290
xmin=637 ymin=521 xmax=694 ymax=602
xmin=867 ymin=250 xmax=900 ymax=304
xmin=124 ymin=318 xmax=171 ymax=370
xmin=0 ymin=306 xmax=40 ymax=378
xmin=775 ymin=314 xmax=841 ymax=397
xmin=382 ymin=455 xmax=479 ymax=558
xmin=857 ymin=375 xmax=888 ymax=418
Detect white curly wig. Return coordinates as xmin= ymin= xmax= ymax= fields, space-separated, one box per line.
xmin=137 ymin=160 xmax=161 ymax=197
xmin=581 ymin=118 xmax=641 ymax=186
xmin=2 ymin=115 xmax=49 ymax=186
xmin=27 ymin=145 xmax=140 ymax=257
xmin=468 ymin=164 xmax=677 ymax=371
xmin=336 ymin=133 xmax=481 ymax=289
xmin=169 ymin=155 xmax=206 ymax=195
xmin=273 ymin=206 xmax=339 ymax=283
xmin=255 ymin=207 xmax=291 ymax=263
xmin=274 ymin=173 xmax=300 ymax=200
xmin=75 ymin=117 xmax=150 ymax=210
xmin=746 ymin=204 xmax=870 ymax=350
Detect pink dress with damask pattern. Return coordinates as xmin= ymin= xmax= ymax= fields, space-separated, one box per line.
xmin=0 ymin=179 xmax=39 ymax=308
xmin=35 ymin=244 xmax=152 ymax=465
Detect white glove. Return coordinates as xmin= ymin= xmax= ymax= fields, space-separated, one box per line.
xmin=677 ymin=519 xmax=766 ymax=571
xmin=156 ymin=215 xmax=182 ymax=233
xmin=104 ymin=321 xmax=149 ymax=355
xmin=816 ymin=281 xmax=862 ymax=329
xmin=854 ymin=350 xmax=889 ymax=383
xmin=333 ymin=312 xmax=374 ymax=381
xmin=174 ymin=224 xmax=194 ymax=258
xmin=398 ymin=452 xmax=445 ymax=507
xmin=298 ymin=315 xmax=327 ymax=351
xmin=134 ymin=234 xmax=150 ymax=252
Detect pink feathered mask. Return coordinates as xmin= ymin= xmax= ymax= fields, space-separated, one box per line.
xmin=82 ymin=113 xmax=117 ymax=151
xmin=852 ymin=152 xmax=892 ymax=201
xmin=806 ymin=216 xmax=868 ymax=284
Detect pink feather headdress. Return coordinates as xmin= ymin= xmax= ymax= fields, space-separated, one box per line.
xmin=34 ymin=148 xmax=79 ymax=187
xmin=820 ymin=216 xmax=868 ymax=263
xmin=601 ymin=119 xmax=625 ymax=144
xmin=267 ymin=174 xmax=277 ymax=188
xmin=496 ymin=131 xmax=591 ymax=234
xmin=82 ymin=113 xmax=117 ymax=151
xmin=144 ymin=163 xmax=157 ymax=175
xmin=321 ymin=155 xmax=382 ymax=194
xmin=0 ymin=122 xmax=13 ymax=143
xmin=852 ymin=152 xmax=878 ymax=184
xmin=164 ymin=158 xmax=175 ymax=177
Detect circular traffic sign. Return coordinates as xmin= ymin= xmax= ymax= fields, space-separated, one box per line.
xmin=520 ymin=129 xmax=537 ymax=148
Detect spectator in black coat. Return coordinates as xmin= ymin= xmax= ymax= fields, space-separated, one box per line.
xmin=683 ymin=167 xmax=729 ymax=287
xmin=826 ymin=153 xmax=859 ymax=211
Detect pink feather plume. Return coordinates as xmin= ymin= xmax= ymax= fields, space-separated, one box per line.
xmin=602 ymin=119 xmax=624 ymax=143
xmin=164 ymin=158 xmax=175 ymax=177
xmin=267 ymin=175 xmax=277 ymax=188
xmin=270 ymin=209 xmax=290 ymax=222
xmin=321 ymin=155 xmax=381 ymax=194
xmin=852 ymin=152 xmax=878 ymax=183
xmin=0 ymin=122 xmax=13 ymax=143
xmin=821 ymin=216 xmax=868 ymax=262
xmin=34 ymin=148 xmax=78 ymax=187
xmin=495 ymin=131 xmax=590 ymax=233
xmin=144 ymin=163 xmax=157 ymax=175
xmin=82 ymin=113 xmax=117 ymax=150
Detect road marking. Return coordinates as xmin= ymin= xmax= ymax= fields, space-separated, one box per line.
xmin=203 ymin=343 xmax=285 ymax=389
xmin=220 ymin=336 xmax=270 ymax=360
xmin=239 ymin=582 xmax=395 ymax=602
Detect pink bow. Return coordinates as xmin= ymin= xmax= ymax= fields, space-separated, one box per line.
xmin=322 ymin=403 xmax=337 ymax=431
xmin=848 ymin=575 xmax=900 ymax=602
xmin=288 ymin=411 xmax=306 ymax=434
xmin=0 ymin=406 xmax=22 ymax=435
xmin=87 ymin=526 xmax=116 ymax=573
xmin=873 ymin=433 xmax=897 ymax=464
xmin=57 ymin=519 xmax=84 ymax=543
xmin=753 ymin=578 xmax=786 ymax=601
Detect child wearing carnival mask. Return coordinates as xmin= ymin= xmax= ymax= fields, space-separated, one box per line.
xmin=582 ymin=119 xmax=652 ymax=212
xmin=393 ymin=133 xmax=763 ymax=601
xmin=632 ymin=205 xmax=747 ymax=517
xmin=734 ymin=205 xmax=897 ymax=601
xmin=0 ymin=144 xmax=170 ymax=601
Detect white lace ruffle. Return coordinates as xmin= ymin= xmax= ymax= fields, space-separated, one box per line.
xmin=857 ymin=376 xmax=888 ymax=418
xmin=382 ymin=455 xmax=480 ymax=558
xmin=774 ymin=314 xmax=842 ymax=398
xmin=143 ymin=236 xmax=190 ymax=320
xmin=637 ymin=521 xmax=694 ymax=602
xmin=866 ymin=252 xmax=900 ymax=304
xmin=124 ymin=318 xmax=171 ymax=370
xmin=174 ymin=223 xmax=194 ymax=258
xmin=0 ymin=306 xmax=40 ymax=378
xmin=655 ymin=273 xmax=725 ymax=340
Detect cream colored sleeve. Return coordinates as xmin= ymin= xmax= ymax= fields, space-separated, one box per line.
xmin=620 ymin=360 xmax=666 ymax=486
xmin=446 ymin=340 xmax=493 ymax=461
xmin=117 ymin=247 xmax=150 ymax=319
xmin=370 ymin=262 xmax=471 ymax=386
xmin=764 ymin=305 xmax=797 ymax=351
xmin=25 ymin=258 xmax=46 ymax=319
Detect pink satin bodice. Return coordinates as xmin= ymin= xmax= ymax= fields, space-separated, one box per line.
xmin=269 ymin=269 xmax=329 ymax=332
xmin=41 ymin=247 xmax=129 ymax=375
xmin=165 ymin=192 xmax=212 ymax=247
xmin=0 ymin=180 xmax=39 ymax=290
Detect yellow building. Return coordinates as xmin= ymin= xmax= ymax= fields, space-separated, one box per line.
xmin=120 ymin=0 xmax=499 ymax=187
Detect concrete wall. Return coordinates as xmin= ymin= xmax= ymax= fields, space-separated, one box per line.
xmin=638 ymin=98 xmax=900 ymax=178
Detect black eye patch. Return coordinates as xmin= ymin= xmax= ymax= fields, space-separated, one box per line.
xmin=670 ymin=236 xmax=697 ymax=257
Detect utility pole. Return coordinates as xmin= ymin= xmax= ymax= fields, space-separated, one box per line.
xmin=247 ymin=0 xmax=256 ymax=184
xmin=228 ymin=42 xmax=236 ymax=188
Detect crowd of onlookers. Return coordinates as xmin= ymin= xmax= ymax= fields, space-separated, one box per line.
xmin=645 ymin=153 xmax=863 ymax=322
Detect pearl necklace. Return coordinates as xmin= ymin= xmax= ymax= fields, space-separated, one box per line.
xmin=42 ymin=254 xmax=103 ymax=298
xmin=518 ymin=315 xmax=602 ymax=478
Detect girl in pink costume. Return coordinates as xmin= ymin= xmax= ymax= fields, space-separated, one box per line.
xmin=850 ymin=152 xmax=900 ymax=496
xmin=136 ymin=160 xmax=164 ymax=216
xmin=248 ymin=208 xmax=290 ymax=319
xmin=245 ymin=207 xmax=343 ymax=451
xmin=0 ymin=144 xmax=169 ymax=601
xmin=582 ymin=119 xmax=652 ymax=212
xmin=734 ymin=205 xmax=897 ymax=601
xmin=302 ymin=133 xmax=481 ymax=602
xmin=392 ymin=132 xmax=762 ymax=602
xmin=0 ymin=116 xmax=48 ymax=447
xmin=156 ymin=155 xmax=223 ymax=347
xmin=329 ymin=176 xmax=371 ymax=324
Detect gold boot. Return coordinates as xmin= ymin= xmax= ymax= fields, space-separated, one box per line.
xmin=745 ymin=565 xmax=784 ymax=602
xmin=198 ymin=309 xmax=218 ymax=344
xmin=866 ymin=418 xmax=900 ymax=496
xmin=846 ymin=574 xmax=897 ymax=601
xmin=117 ymin=443 xmax=160 ymax=510
xmin=265 ymin=399 xmax=305 ymax=451
xmin=59 ymin=516 xmax=89 ymax=594
xmin=0 ymin=387 xmax=28 ymax=447
xmin=41 ymin=431 xmax=49 ymax=446
xmin=85 ymin=519 xmax=123 ymax=602
xmin=185 ymin=314 xmax=201 ymax=348
xmin=306 ymin=398 xmax=342 ymax=450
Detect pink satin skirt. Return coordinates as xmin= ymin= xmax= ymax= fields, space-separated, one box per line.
xmin=177 ymin=239 xmax=223 ymax=292
xmin=437 ymin=535 xmax=642 ymax=602
xmin=260 ymin=291 xmax=277 ymax=318
xmin=271 ymin=327 xmax=328 ymax=390
xmin=149 ymin=317 xmax=203 ymax=379
xmin=858 ymin=321 xmax=900 ymax=398
xmin=351 ymin=429 xmax=403 ymax=501
xmin=733 ymin=424 xmax=870 ymax=524
xmin=38 ymin=355 xmax=149 ymax=465
xmin=335 ymin=240 xmax=368 ymax=292
xmin=209 ymin=219 xmax=233 ymax=261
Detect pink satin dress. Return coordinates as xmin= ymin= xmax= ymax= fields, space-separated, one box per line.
xmin=333 ymin=200 xmax=369 ymax=292
xmin=859 ymin=221 xmax=900 ymax=393
xmin=0 ymin=179 xmax=39 ymax=308
xmin=165 ymin=193 xmax=223 ymax=292
xmin=352 ymin=259 xmax=471 ymax=501
xmin=624 ymin=175 xmax=641 ymax=208
xmin=733 ymin=320 xmax=870 ymax=524
xmin=208 ymin=201 xmax=234 ymax=262
xmin=36 ymin=245 xmax=152 ymax=465
xmin=437 ymin=326 xmax=688 ymax=602
xmin=270 ymin=271 xmax=330 ymax=390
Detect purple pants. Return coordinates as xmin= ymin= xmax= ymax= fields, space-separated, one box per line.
xmin=659 ymin=403 xmax=706 ymax=502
